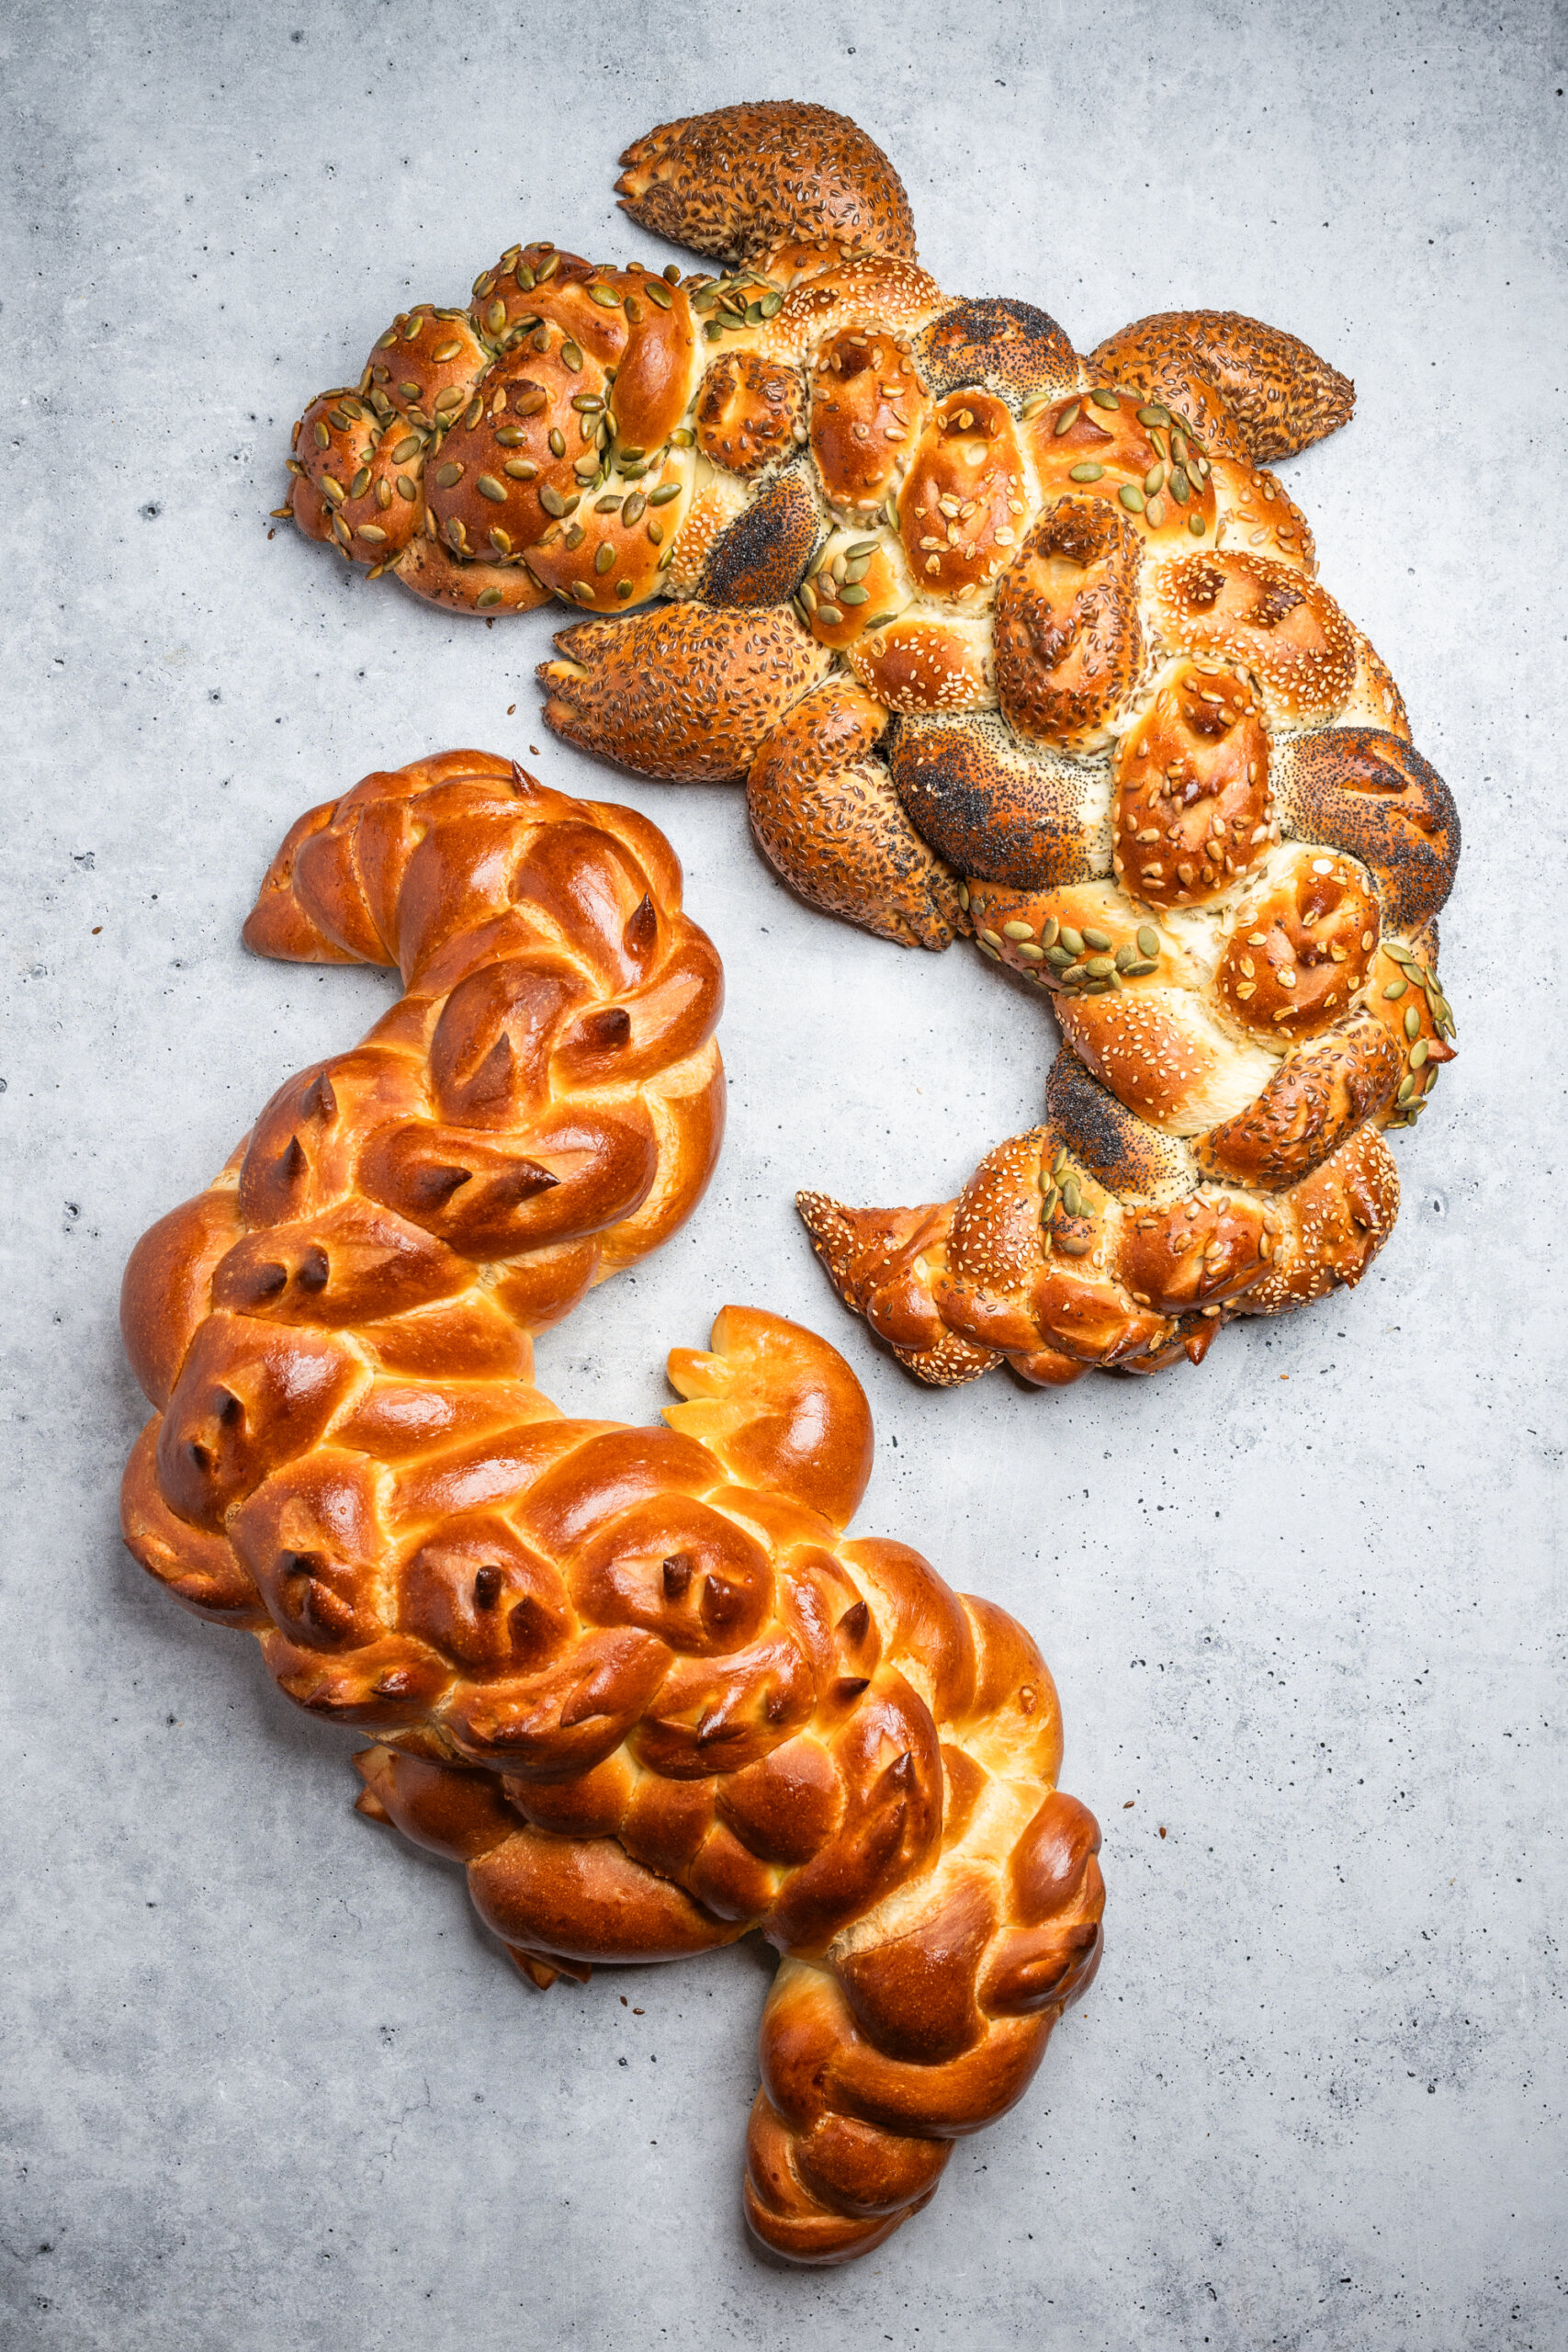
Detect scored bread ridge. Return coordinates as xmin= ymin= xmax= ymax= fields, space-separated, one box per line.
xmin=276 ymin=101 xmax=1459 ymax=1388
xmin=119 ymin=751 xmax=1103 ymax=2266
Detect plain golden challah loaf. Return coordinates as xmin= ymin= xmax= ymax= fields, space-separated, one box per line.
xmin=120 ymin=752 xmax=1102 ymax=2262
xmin=278 ymin=102 xmax=1460 ymax=1388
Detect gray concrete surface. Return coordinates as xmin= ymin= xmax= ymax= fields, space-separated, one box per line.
xmin=3 ymin=2 xmax=1563 ymax=2345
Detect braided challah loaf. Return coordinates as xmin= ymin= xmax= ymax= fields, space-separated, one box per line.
xmin=120 ymin=752 xmax=1102 ymax=2262
xmin=278 ymin=102 xmax=1460 ymax=1387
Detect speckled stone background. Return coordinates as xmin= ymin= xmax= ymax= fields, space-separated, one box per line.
xmin=3 ymin=2 xmax=1562 ymax=2345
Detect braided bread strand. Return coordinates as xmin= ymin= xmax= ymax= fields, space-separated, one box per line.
xmin=120 ymin=756 xmax=1101 ymax=2260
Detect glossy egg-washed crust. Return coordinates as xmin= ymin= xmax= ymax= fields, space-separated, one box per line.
xmin=278 ymin=102 xmax=1460 ymax=1389
xmin=120 ymin=752 xmax=1101 ymax=2265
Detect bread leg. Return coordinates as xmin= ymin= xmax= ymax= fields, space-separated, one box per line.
xmin=747 ymin=684 xmax=965 ymax=950
xmin=538 ymin=603 xmax=830 ymax=782
xmin=1089 ymin=309 xmax=1354 ymax=464
xmin=615 ymin=102 xmax=919 ymax=267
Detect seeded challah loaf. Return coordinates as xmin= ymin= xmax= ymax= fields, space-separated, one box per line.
xmin=278 ymin=101 xmax=1460 ymax=1387
xmin=119 ymin=752 xmax=1102 ymax=2261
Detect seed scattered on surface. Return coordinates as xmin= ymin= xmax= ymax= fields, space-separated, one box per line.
xmin=594 ymin=542 xmax=615 ymax=573
xmin=1082 ymin=928 xmax=1111 ymax=951
xmin=1040 ymin=918 xmax=1061 ymax=948
xmin=1003 ymin=921 xmax=1033 ymax=941
xmin=1054 ymin=401 xmax=1081 ymax=435
xmin=1404 ymin=1006 xmax=1421 ymax=1039
xmin=1119 ymin=484 xmax=1145 ymax=512
xmin=1069 ymin=462 xmax=1104 ymax=481
xmin=1089 ymin=388 xmax=1119 ymax=410
xmin=1135 ymin=925 xmax=1160 ymax=957
xmin=1059 ymin=928 xmax=1084 ymax=956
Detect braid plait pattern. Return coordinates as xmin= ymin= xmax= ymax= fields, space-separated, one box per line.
xmin=120 ymin=752 xmax=1102 ymax=2263
xmin=277 ymin=100 xmax=1461 ymax=1391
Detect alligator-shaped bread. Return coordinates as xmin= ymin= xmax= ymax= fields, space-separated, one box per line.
xmin=276 ymin=102 xmax=1460 ymax=1389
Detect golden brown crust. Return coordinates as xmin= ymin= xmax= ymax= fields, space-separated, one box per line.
xmin=810 ymin=326 xmax=929 ymax=512
xmin=1210 ymin=456 xmax=1316 ymax=572
xmin=897 ymin=392 xmax=1028 ymax=601
xmin=1270 ymin=728 xmax=1459 ymax=935
xmin=993 ymin=497 xmax=1145 ymax=751
xmin=120 ymin=784 xmax=1100 ymax=2260
xmin=697 ymin=466 xmax=820 ymax=609
xmin=802 ymin=528 xmax=916 ymax=658
xmin=1192 ymin=1017 xmax=1400 ymax=1189
xmin=795 ymin=1082 xmax=1406 ymax=1386
xmin=1090 ymin=310 xmax=1355 ymax=464
xmin=1213 ymin=846 xmax=1381 ymax=1042
xmin=753 ymin=254 xmax=945 ymax=366
xmin=887 ymin=714 xmax=1108 ymax=891
xmin=289 ymin=387 xmax=426 ymax=568
xmin=1023 ymin=387 xmax=1218 ymax=549
xmin=1149 ymin=549 xmax=1358 ymax=728
xmin=1110 ymin=659 xmax=1271 ymax=910
xmin=539 ymin=604 xmax=829 ymax=781
xmin=695 ymin=350 xmax=807 ymax=476
xmin=747 ymin=684 xmax=964 ymax=949
xmin=615 ymin=102 xmax=919 ymax=266
xmin=845 ymin=615 xmax=990 ymax=712
xmin=911 ymin=297 xmax=1079 ymax=405
xmin=284 ymin=250 xmax=701 ymax=616
xmin=392 ymin=533 xmax=554 ymax=616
